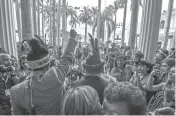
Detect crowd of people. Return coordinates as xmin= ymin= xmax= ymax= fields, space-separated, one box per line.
xmin=0 ymin=29 xmax=175 ymax=115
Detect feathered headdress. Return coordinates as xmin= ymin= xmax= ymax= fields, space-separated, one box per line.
xmin=21 ymin=35 xmax=50 ymax=70
xmin=83 ymin=34 xmax=104 ymax=74
xmin=88 ymin=33 xmax=100 ymax=58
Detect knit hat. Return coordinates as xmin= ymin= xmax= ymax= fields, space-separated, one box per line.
xmin=83 ymin=34 xmax=104 ymax=74
xmin=21 ymin=35 xmax=50 ymax=70
xmin=163 ymin=58 xmax=175 ymax=68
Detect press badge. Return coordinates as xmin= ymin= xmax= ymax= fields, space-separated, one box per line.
xmin=5 ymin=89 xmax=10 ymax=96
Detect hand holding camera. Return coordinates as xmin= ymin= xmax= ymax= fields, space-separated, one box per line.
xmin=0 ymin=65 xmax=15 ymax=73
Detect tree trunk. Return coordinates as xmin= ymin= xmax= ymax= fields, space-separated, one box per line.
xmin=49 ymin=0 xmax=53 ymax=45
xmin=37 ymin=0 xmax=40 ymax=36
xmin=162 ymin=0 xmax=174 ymax=49
xmin=62 ymin=0 xmax=67 ymax=46
xmin=85 ymin=22 xmax=88 ymax=43
xmin=32 ymin=0 xmax=37 ymax=35
xmin=15 ymin=0 xmax=22 ymax=42
xmin=114 ymin=13 xmax=117 ymax=41
xmin=97 ymin=0 xmax=101 ymax=39
xmin=21 ymin=0 xmax=32 ymax=40
xmin=70 ymin=15 xmax=73 ymax=28
xmin=52 ymin=0 xmax=56 ymax=46
xmin=121 ymin=0 xmax=127 ymax=46
xmin=42 ymin=0 xmax=44 ymax=40
xmin=128 ymin=0 xmax=139 ymax=50
xmin=56 ymin=0 xmax=61 ymax=45
xmin=62 ymin=0 xmax=66 ymax=32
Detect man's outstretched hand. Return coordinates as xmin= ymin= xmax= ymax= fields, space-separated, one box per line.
xmin=70 ymin=29 xmax=77 ymax=39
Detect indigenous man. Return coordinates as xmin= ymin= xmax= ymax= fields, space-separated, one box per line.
xmin=10 ymin=29 xmax=78 ymax=115
xmin=71 ymin=35 xmax=109 ymax=105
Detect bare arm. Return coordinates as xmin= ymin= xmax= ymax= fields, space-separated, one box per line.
xmin=146 ymin=72 xmax=165 ymax=91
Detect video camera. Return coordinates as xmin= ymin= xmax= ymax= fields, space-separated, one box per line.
xmin=0 ymin=65 xmax=14 ymax=73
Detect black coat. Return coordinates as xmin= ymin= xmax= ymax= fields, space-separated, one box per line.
xmin=71 ymin=75 xmax=109 ymax=105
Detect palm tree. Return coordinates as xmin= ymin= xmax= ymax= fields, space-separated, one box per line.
xmin=56 ymin=0 xmax=61 ymax=45
xmin=37 ymin=0 xmax=40 ymax=36
xmin=62 ymin=0 xmax=67 ymax=32
xmin=163 ymin=0 xmax=174 ymax=49
xmin=67 ymin=6 xmax=79 ymax=29
xmin=69 ymin=16 xmax=80 ymax=29
xmin=90 ymin=6 xmax=98 ymax=35
xmin=90 ymin=6 xmax=98 ymax=23
xmin=121 ymin=0 xmax=127 ymax=46
xmin=112 ymin=0 xmax=125 ymax=40
xmin=93 ymin=6 xmax=115 ymax=41
xmin=49 ymin=0 xmax=53 ymax=44
xmin=97 ymin=0 xmax=101 ymax=39
xmin=42 ymin=0 xmax=44 ymax=41
xmin=79 ymin=6 xmax=92 ymax=43
xmin=52 ymin=0 xmax=56 ymax=46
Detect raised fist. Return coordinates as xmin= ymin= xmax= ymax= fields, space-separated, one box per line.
xmin=70 ymin=29 xmax=77 ymax=39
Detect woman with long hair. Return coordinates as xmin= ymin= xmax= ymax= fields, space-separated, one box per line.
xmin=61 ymin=85 xmax=103 ymax=115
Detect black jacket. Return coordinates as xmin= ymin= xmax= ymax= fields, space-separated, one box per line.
xmin=71 ymin=75 xmax=109 ymax=105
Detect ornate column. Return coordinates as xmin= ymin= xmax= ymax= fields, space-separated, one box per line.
xmin=139 ymin=0 xmax=162 ymax=62
xmin=0 ymin=0 xmax=18 ymax=57
xmin=0 ymin=1 xmax=6 ymax=50
xmin=128 ymin=0 xmax=139 ymax=50
xmin=9 ymin=0 xmax=18 ymax=57
xmin=15 ymin=0 xmax=22 ymax=42
xmin=1 ymin=0 xmax=11 ymax=54
xmin=6 ymin=0 xmax=15 ymax=55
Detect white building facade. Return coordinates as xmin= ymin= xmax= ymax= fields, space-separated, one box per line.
xmin=159 ymin=9 xmax=176 ymax=50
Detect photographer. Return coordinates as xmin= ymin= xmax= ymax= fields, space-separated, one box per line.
xmin=0 ymin=53 xmax=20 ymax=114
xmin=130 ymin=61 xmax=153 ymax=94
xmin=146 ymin=58 xmax=175 ymax=112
